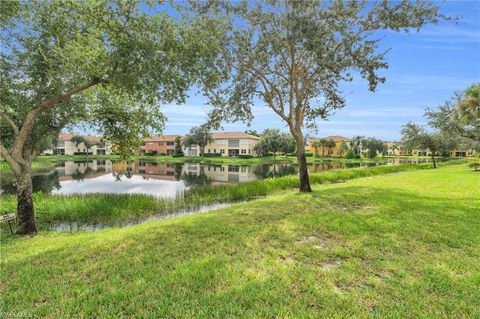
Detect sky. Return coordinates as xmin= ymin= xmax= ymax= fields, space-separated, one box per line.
xmin=158 ymin=0 xmax=480 ymax=141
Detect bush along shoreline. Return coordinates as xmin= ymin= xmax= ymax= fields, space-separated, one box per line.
xmin=0 ymin=162 xmax=460 ymax=232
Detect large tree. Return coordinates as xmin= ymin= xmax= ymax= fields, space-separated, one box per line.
xmin=401 ymin=122 xmax=456 ymax=168
xmin=364 ymin=137 xmax=386 ymax=158
xmin=426 ymin=84 xmax=480 ymax=148
xmin=197 ymin=0 xmax=445 ymax=192
xmin=0 ymin=0 xmax=221 ymax=234
xmin=182 ymin=125 xmax=213 ymax=158
xmin=254 ymin=129 xmax=290 ymax=162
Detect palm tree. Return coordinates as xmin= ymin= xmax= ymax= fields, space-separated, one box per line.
xmin=350 ymin=136 xmax=366 ymax=157
xmin=318 ymin=138 xmax=328 ymax=157
xmin=453 ymin=84 xmax=479 ymax=127
xmin=338 ymin=142 xmax=349 ymax=157
xmin=391 ymin=144 xmax=400 ymax=156
xmin=326 ymin=139 xmax=336 ymax=157
xmin=312 ymin=140 xmax=320 ymax=157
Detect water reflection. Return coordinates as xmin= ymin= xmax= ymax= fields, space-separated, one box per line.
xmin=0 ymin=158 xmax=440 ymax=197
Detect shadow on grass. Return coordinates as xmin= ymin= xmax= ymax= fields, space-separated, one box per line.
xmin=1 ymin=180 xmax=479 ymax=317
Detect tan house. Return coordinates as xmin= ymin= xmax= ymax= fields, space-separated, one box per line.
xmin=386 ymin=142 xmax=476 ymax=157
xmin=43 ymin=134 xmax=112 ymax=155
xmin=309 ymin=135 xmax=351 ymax=157
xmin=183 ymin=131 xmax=260 ymax=157
xmin=449 ymin=148 xmax=476 ymax=157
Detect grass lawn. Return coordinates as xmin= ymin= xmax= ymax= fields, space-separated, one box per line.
xmin=1 ymin=164 xmax=479 ymax=317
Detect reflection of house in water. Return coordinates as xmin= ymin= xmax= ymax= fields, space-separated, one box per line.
xmin=123 ymin=161 xmax=259 ymax=184
xmin=134 ymin=161 xmax=178 ymax=181
xmin=189 ymin=164 xmax=258 ymax=184
xmin=56 ymin=160 xmax=112 ymax=181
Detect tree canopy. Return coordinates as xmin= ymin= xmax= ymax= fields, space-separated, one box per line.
xmin=401 ymin=122 xmax=456 ymax=168
xmin=254 ymin=129 xmax=293 ymax=159
xmin=182 ymin=125 xmax=213 ymax=158
xmin=426 ymin=84 xmax=480 ymax=148
xmin=0 ymin=0 xmax=223 ymax=234
xmin=193 ymin=0 xmax=446 ymax=192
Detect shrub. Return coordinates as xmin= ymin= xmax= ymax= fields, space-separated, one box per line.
xmin=305 ymin=153 xmax=313 ymax=157
xmin=171 ymin=153 xmax=184 ymax=158
xmin=73 ymin=152 xmax=93 ymax=155
xmin=239 ymin=155 xmax=254 ymax=159
xmin=204 ymin=153 xmax=222 ymax=157
xmin=467 ymin=158 xmax=480 ymax=171
xmin=346 ymin=149 xmax=359 ymax=159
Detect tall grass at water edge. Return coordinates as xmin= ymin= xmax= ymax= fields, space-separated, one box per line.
xmin=0 ymin=162 xmax=460 ymax=230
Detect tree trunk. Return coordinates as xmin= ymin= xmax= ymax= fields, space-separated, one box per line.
xmin=294 ymin=135 xmax=312 ymax=192
xmin=431 ymin=153 xmax=437 ymax=168
xmin=16 ymin=167 xmax=37 ymax=235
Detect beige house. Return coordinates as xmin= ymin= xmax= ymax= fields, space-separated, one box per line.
xmin=183 ymin=132 xmax=260 ymax=157
xmin=386 ymin=142 xmax=476 ymax=157
xmin=43 ymin=134 xmax=112 ymax=155
xmin=309 ymin=135 xmax=351 ymax=157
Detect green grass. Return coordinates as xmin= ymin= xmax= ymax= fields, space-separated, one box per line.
xmin=1 ymin=164 xmax=478 ymax=317
xmin=0 ymin=163 xmax=436 ymax=230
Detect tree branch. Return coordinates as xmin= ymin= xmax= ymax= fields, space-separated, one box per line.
xmin=12 ymin=78 xmax=103 ymax=159
xmin=0 ymin=112 xmax=19 ymax=135
xmin=0 ymin=144 xmax=21 ymax=176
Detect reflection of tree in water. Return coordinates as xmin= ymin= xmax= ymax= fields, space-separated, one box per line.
xmin=71 ymin=166 xmax=94 ymax=181
xmin=253 ymin=164 xmax=296 ymax=179
xmin=181 ymin=167 xmax=212 ymax=187
xmin=174 ymin=163 xmax=183 ymax=181
xmin=112 ymin=160 xmax=135 ymax=181
xmin=1 ymin=171 xmax=60 ymax=195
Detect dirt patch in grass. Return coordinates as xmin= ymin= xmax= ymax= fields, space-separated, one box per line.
xmin=320 ymin=259 xmax=342 ymax=271
xmin=297 ymin=235 xmax=328 ymax=249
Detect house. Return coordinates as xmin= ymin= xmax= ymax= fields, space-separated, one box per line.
xmin=449 ymin=148 xmax=476 ymax=157
xmin=309 ymin=136 xmax=351 ymax=157
xmin=183 ymin=132 xmax=260 ymax=157
xmin=43 ymin=134 xmax=112 ymax=155
xmin=141 ymin=135 xmax=180 ymax=155
xmin=386 ymin=142 xmax=476 ymax=157
xmin=386 ymin=142 xmax=413 ymax=156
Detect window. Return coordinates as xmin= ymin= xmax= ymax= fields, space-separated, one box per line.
xmin=248 ymin=149 xmax=251 ymax=154
xmin=167 ymin=141 xmax=174 ymax=146
xmin=228 ymin=165 xmax=239 ymax=172
xmin=214 ymin=149 xmax=216 ymax=153
xmin=228 ymin=174 xmax=239 ymax=182
xmin=220 ymin=149 xmax=225 ymax=154
xmin=228 ymin=139 xmax=240 ymax=147
xmin=159 ymin=142 xmax=164 ymax=146
xmin=208 ymin=149 xmax=211 ymax=153
xmin=241 ymin=149 xmax=247 ymax=154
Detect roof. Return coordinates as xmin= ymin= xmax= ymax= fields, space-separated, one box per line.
xmin=210 ymin=131 xmax=260 ymax=140
xmin=59 ymin=134 xmax=104 ymax=142
xmin=143 ymin=135 xmax=181 ymax=142
xmin=311 ymin=135 xmax=351 ymax=142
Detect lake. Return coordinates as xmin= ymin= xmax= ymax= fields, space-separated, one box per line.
xmin=0 ymin=158 xmax=437 ymax=198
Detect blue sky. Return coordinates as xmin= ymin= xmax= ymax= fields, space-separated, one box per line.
xmin=159 ymin=0 xmax=479 ymax=141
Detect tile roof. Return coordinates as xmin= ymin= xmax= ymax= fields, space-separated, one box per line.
xmin=143 ymin=135 xmax=181 ymax=142
xmin=59 ymin=134 xmax=104 ymax=142
xmin=210 ymin=131 xmax=260 ymax=140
